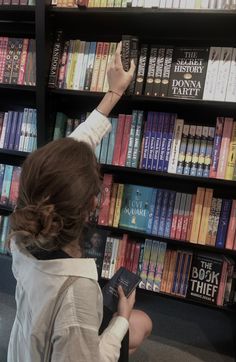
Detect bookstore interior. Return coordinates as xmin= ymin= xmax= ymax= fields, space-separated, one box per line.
xmin=0 ymin=1 xmax=236 ymax=362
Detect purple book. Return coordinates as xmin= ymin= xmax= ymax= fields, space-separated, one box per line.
xmin=3 ymin=111 xmax=13 ymax=149
xmin=210 ymin=117 xmax=224 ymax=178
xmin=158 ymin=190 xmax=170 ymax=237
xmin=164 ymin=190 xmax=176 ymax=238
xmin=8 ymin=112 xmax=18 ymax=150
xmin=147 ymin=112 xmax=157 ymax=170
xmin=164 ymin=114 xmax=176 ymax=172
xmin=215 ymin=199 xmax=232 ymax=248
xmin=157 ymin=113 xmax=170 ymax=171
xmin=151 ymin=189 xmax=164 ymax=236
xmin=152 ymin=113 xmax=164 ymax=171
xmin=141 ymin=112 xmax=153 ymax=169
xmin=14 ymin=112 xmax=24 ymax=151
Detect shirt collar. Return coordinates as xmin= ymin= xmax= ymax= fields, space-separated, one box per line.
xmin=11 ymin=239 xmax=98 ymax=281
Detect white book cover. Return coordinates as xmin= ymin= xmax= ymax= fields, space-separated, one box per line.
xmin=168 ymin=119 xmax=184 ymax=174
xmin=152 ymin=0 xmax=160 ymax=6
xmin=214 ymin=47 xmax=233 ymax=101
xmin=0 ymin=113 xmax=8 ymax=149
xmin=159 ymin=0 xmax=166 ymax=6
xmin=137 ymin=0 xmax=145 ymax=5
xmin=172 ymin=0 xmax=180 ymax=7
xmin=179 ymin=0 xmax=186 ymax=7
xmin=165 ymin=0 xmax=173 ymax=7
xmin=225 ymin=48 xmax=236 ymax=102
xmin=79 ymin=42 xmax=90 ymax=91
xmin=200 ymin=0 xmax=209 ymax=7
xmin=19 ymin=109 xmax=29 ymax=152
xmin=73 ymin=41 xmax=86 ymax=90
xmin=203 ymin=47 xmax=221 ymax=100
xmin=215 ymin=0 xmax=226 ymax=7
xmin=132 ymin=0 xmax=139 ymax=6
xmin=109 ymin=238 xmax=120 ymax=278
xmin=208 ymin=0 xmax=216 ymax=7
xmin=144 ymin=0 xmax=153 ymax=6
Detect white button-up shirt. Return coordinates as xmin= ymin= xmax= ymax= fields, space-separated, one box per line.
xmin=7 ymin=110 xmax=129 ymax=362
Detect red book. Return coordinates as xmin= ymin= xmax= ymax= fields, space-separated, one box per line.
xmin=170 ymin=193 xmax=181 ymax=239
xmin=77 ymin=0 xmax=89 ymax=6
xmin=117 ymin=234 xmax=128 ymax=269
xmin=98 ymin=174 xmax=113 ymax=226
xmin=3 ymin=0 xmax=11 ymax=4
xmin=17 ymin=38 xmax=29 ymax=85
xmin=225 ymin=199 xmax=236 ymax=250
xmin=124 ymin=240 xmax=132 ymax=270
xmin=20 ymin=0 xmax=28 ymax=5
xmin=216 ymin=118 xmax=233 ymax=179
xmin=112 ymin=114 xmax=126 ymax=166
xmin=131 ymin=243 xmax=141 ymax=274
xmin=9 ymin=167 xmax=21 ymax=208
xmin=216 ymin=259 xmax=228 ymax=306
xmin=175 ymin=194 xmax=187 ymax=240
xmin=12 ymin=0 xmax=20 ymax=5
xmin=119 ymin=114 xmax=133 ymax=167
xmin=128 ymin=242 xmax=136 ymax=272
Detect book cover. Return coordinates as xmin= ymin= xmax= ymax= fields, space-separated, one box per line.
xmin=198 ymin=188 xmax=213 ymax=245
xmin=112 ymin=114 xmax=126 ymax=166
xmin=157 ymin=113 xmax=170 ymax=171
xmin=202 ymin=127 xmax=215 ymax=178
xmin=225 ymin=199 xmax=236 ymax=250
xmin=151 ymin=112 xmax=164 ymax=171
xmin=119 ymin=184 xmax=154 ymax=232
xmin=98 ymin=174 xmax=113 ymax=226
xmin=153 ymin=47 xmax=166 ymax=97
xmin=113 ymin=184 xmax=124 ymax=228
xmin=164 ymin=191 xmax=176 ymax=238
xmin=209 ymin=117 xmax=224 ymax=178
xmin=196 ymin=126 xmax=209 ymax=177
xmin=164 ymin=114 xmax=176 ymax=172
xmin=189 ymin=187 xmax=206 ymax=243
xmin=167 ymin=118 xmax=184 ymax=173
xmin=190 ymin=125 xmax=202 ymax=177
xmin=131 ymin=111 xmax=144 ymax=168
xmin=215 ymin=199 xmax=232 ymax=248
xmin=144 ymin=46 xmax=158 ymax=96
xmin=183 ymin=124 xmax=196 ymax=175
xmin=102 ymin=267 xmax=141 ymax=312
xmin=203 ymin=47 xmax=221 ymax=100
xmin=176 ymin=124 xmax=190 ymax=174
xmin=160 ymin=47 xmax=174 ymax=97
xmin=153 ymin=242 xmax=167 ymax=292
xmin=146 ymin=240 xmax=160 ymax=291
xmin=225 ymin=121 xmax=236 ymax=180
xmin=187 ymin=253 xmax=224 ymax=305
xmin=139 ymin=239 xmax=153 ymax=289
xmin=216 ymin=118 xmax=233 ymax=179
xmin=168 ymin=47 xmax=209 ymax=99
xmin=211 ymin=198 xmax=223 ymax=247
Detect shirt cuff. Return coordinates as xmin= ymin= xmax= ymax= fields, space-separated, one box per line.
xmin=106 ymin=316 xmax=129 ymax=342
xmin=87 ymin=109 xmax=112 ymax=135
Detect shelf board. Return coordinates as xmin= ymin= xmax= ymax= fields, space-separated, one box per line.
xmin=0 ymin=149 xmax=29 ymax=158
xmin=49 ymin=88 xmax=236 ymax=110
xmin=0 ymin=205 xmax=13 ymax=215
xmin=100 ymin=164 xmax=236 ymax=189
xmin=96 ymin=224 xmax=236 ymax=257
xmin=0 ymin=5 xmax=35 ymax=21
xmin=0 ymin=84 xmax=36 ymax=92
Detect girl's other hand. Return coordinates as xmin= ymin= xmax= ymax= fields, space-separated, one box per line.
xmin=117 ymin=285 xmax=136 ymax=321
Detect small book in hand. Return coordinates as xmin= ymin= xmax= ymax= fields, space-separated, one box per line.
xmin=102 ymin=267 xmax=141 ymax=313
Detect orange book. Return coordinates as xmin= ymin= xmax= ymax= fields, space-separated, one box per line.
xmin=216 ymin=118 xmax=234 ymax=179
xmin=108 ymin=183 xmax=118 ymax=226
xmin=116 ymin=234 xmax=128 ymax=270
xmin=90 ymin=42 xmax=104 ymax=92
xmin=160 ymin=249 xmax=171 ymax=293
xmin=165 ymin=250 xmax=177 ymax=294
xmin=198 ymin=188 xmax=213 ymax=245
xmin=225 ymin=199 xmax=236 ymax=250
xmin=114 ymin=238 xmax=123 ymax=273
xmin=112 ymin=183 xmax=124 ymax=228
xmin=189 ymin=188 xmax=206 ymax=243
xmin=119 ymin=115 xmax=133 ymax=167
xmin=186 ymin=194 xmax=196 ymax=241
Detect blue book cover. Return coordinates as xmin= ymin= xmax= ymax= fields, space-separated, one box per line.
xmin=157 ymin=113 xmax=170 ymax=171
xmin=146 ymin=188 xmax=158 ymax=234
xmin=0 ymin=165 xmax=13 ymax=205
xmin=176 ymin=252 xmax=187 ymax=294
xmin=14 ymin=112 xmax=23 ymax=151
xmin=158 ymin=190 xmax=170 ymax=237
xmin=147 ymin=112 xmax=157 ymax=170
xmin=164 ymin=191 xmax=176 ymax=238
xmin=8 ymin=111 xmax=18 ymax=150
xmin=26 ymin=109 xmax=34 ymax=152
xmin=119 ymin=184 xmax=154 ymax=232
xmin=99 ymin=132 xmax=110 ymax=164
xmin=172 ymin=251 xmax=181 ymax=294
xmin=106 ymin=117 xmax=118 ymax=165
xmin=131 ymin=111 xmax=144 ymax=168
xmin=141 ymin=112 xmax=153 ymax=169
xmin=151 ymin=189 xmax=164 ymax=236
xmin=95 ymin=140 xmax=102 ymax=161
xmin=0 ymin=164 xmax=5 ymax=195
xmin=152 ymin=112 xmax=164 ymax=171
xmin=164 ymin=114 xmax=176 ymax=172
xmin=126 ymin=111 xmax=138 ymax=167
xmin=32 ymin=109 xmax=37 ymax=151
xmin=215 ymin=199 xmax=232 ymax=248
xmin=3 ymin=111 xmax=13 ymax=149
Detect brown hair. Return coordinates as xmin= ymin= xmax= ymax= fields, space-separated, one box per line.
xmin=10 ymin=138 xmax=101 ymax=251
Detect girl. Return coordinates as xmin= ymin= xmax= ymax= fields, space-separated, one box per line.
xmin=7 ymin=43 xmax=152 ymax=362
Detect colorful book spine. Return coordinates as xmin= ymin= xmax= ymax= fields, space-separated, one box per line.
xmin=14 ymin=112 xmax=23 ymax=151
xmin=112 ymin=114 xmax=126 ymax=166
xmin=168 ymin=119 xmax=184 ymax=174
xmin=153 ymin=242 xmax=167 ymax=292
xmin=158 ymin=190 xmax=170 ymax=237
xmin=146 ymin=188 xmax=158 ymax=234
xmin=202 ymin=127 xmax=215 ymax=178
xmin=183 ymin=125 xmax=196 ymax=176
xmin=160 ymin=249 xmax=172 ymax=293
xmin=170 ymin=192 xmax=181 ymax=239
xmin=146 ymin=240 xmax=160 ymax=291
xmin=0 ymin=165 xmax=13 ymax=205
xmin=225 ymin=122 xmax=236 ymax=180
xmin=113 ymin=184 xmax=124 ymax=228
xmin=139 ymin=239 xmax=153 ymax=289
xmin=3 ymin=112 xmax=13 ymax=149
xmin=171 ymin=250 xmax=182 ymax=295
xmin=131 ymin=111 xmax=143 ymax=168
xmin=106 ymin=117 xmax=118 ymax=165
xmin=189 ymin=187 xmax=206 ymax=243
xmin=180 ymin=252 xmax=192 ymax=297
xmin=141 ymin=112 xmax=153 ymax=169
xmin=176 ymin=124 xmax=190 ymax=175
xmin=84 ymin=42 xmax=96 ymax=91
xmin=126 ymin=111 xmax=138 ymax=167
xmin=196 ymin=126 xmax=209 ymax=177
xmin=216 ymin=118 xmax=233 ymax=179
xmin=180 ymin=194 xmax=192 ymax=241
xmin=8 ymin=112 xmax=18 ymax=150
xmin=147 ymin=112 xmax=157 ymax=170
xmin=99 ymin=133 xmax=110 ymax=164
xmin=152 ymin=113 xmax=164 ymax=171
xmin=175 ymin=193 xmax=187 ymax=240
xmin=174 ymin=252 xmax=187 ymax=296
xmin=215 ymin=199 xmax=232 ymax=248
xmin=119 ymin=115 xmax=133 ymax=166
xmin=131 ymin=243 xmax=141 ymax=274
xmin=158 ymin=113 xmax=170 ymax=171
xmin=96 ymin=42 xmax=109 ymax=92
xmin=186 ymin=194 xmax=196 ymax=241
xmin=153 ymin=47 xmax=166 ymax=97
xmin=165 ymin=250 xmax=177 ymax=294
xmin=190 ymin=125 xmax=202 ymax=177
xmin=163 ymin=114 xmax=176 ymax=172
xmin=90 ymin=42 xmax=104 ymax=91
xmin=144 ymin=46 xmax=158 ymax=96
xmin=210 ymin=117 xmax=224 ymax=178
xmin=211 ymin=198 xmax=223 ymax=246
xmin=198 ymin=188 xmax=213 ymax=245
xmin=48 ymin=31 xmax=63 ymax=88
xmin=225 ymin=199 xmax=236 ymax=250
xmin=98 ymin=174 xmax=113 ymax=226
xmin=108 ymin=183 xmax=118 ymax=227
xmin=164 ymin=191 xmax=176 ymax=238
xmin=205 ymin=197 xmax=217 ymax=245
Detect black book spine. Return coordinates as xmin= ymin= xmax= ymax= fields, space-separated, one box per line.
xmin=160 ymin=47 xmax=174 ymax=97
xmin=122 ymin=35 xmax=131 ymax=72
xmin=134 ymin=44 xmax=148 ymax=96
xmin=144 ymin=46 xmax=158 ymax=96
xmin=3 ymin=38 xmax=15 ymax=84
xmin=153 ymin=47 xmax=166 ymax=97
xmin=48 ymin=30 xmax=63 ymax=89
xmin=11 ymin=39 xmax=23 ymax=85
xmin=127 ymin=37 xmax=139 ymax=95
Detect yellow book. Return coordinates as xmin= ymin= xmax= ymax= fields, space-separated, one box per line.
xmin=108 ymin=183 xmax=118 ymax=226
xmin=88 ymin=0 xmax=94 ymax=6
xmin=198 ymin=189 xmax=213 ymax=245
xmin=113 ymin=184 xmax=124 ymax=228
xmin=225 ymin=122 xmax=236 ymax=180
xmin=90 ymin=42 xmax=104 ymax=92
xmin=65 ymin=40 xmax=75 ymax=89
xmin=100 ymin=0 xmax=107 ymax=5
xmin=94 ymin=0 xmax=101 ymax=6
xmin=96 ymin=42 xmax=110 ymax=92
xmin=68 ymin=40 xmax=80 ymax=89
xmin=103 ymin=42 xmax=117 ymax=92
xmin=189 ymin=187 xmax=206 ymax=243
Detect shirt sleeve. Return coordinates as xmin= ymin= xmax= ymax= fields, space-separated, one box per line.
xmin=69 ymin=109 xmax=112 ymax=150
xmin=51 ymin=278 xmax=129 ymax=362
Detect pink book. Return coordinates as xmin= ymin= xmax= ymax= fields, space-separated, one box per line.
xmin=98 ymin=174 xmax=113 ymax=226
xmin=18 ymin=39 xmax=29 ymax=85
xmin=225 ymin=199 xmax=236 ymax=250
xmin=0 ymin=37 xmax=8 ymax=84
xmin=112 ymin=114 xmax=126 ymax=166
xmin=216 ymin=259 xmax=228 ymax=306
xmin=131 ymin=243 xmax=141 ymax=274
xmin=118 ymin=234 xmax=128 ymax=269
xmin=216 ymin=118 xmax=233 ymax=179
xmin=119 ymin=114 xmax=132 ymax=166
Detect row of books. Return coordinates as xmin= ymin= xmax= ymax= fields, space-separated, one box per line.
xmin=0 ymin=164 xmax=21 ymax=208
xmin=97 ymin=175 xmax=236 ymax=250
xmin=51 ymin=0 xmax=236 ymax=9
xmin=0 ymin=0 xmax=35 ymax=4
xmin=0 ymin=109 xmax=37 ymax=152
xmin=0 ymin=37 xmax=36 ymax=86
xmin=0 ymin=216 xmax=9 ymax=254
xmin=90 ymin=229 xmax=235 ymax=306
xmin=53 ymin=112 xmax=88 ymax=140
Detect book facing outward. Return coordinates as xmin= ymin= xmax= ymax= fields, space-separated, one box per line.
xmin=102 ymin=267 xmax=141 ymax=312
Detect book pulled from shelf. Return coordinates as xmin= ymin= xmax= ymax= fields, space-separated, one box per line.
xmin=0 ymin=108 xmax=37 ymax=152
xmin=0 ymin=37 xmax=36 ymax=86
xmin=0 ymin=164 xmax=21 ymax=209
xmin=97 ymin=175 xmax=236 ymax=250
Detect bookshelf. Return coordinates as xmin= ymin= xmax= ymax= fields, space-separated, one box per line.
xmin=0 ymin=2 xmax=236 ymax=360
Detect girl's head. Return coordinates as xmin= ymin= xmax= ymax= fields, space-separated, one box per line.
xmin=10 ymin=138 xmax=101 ymax=251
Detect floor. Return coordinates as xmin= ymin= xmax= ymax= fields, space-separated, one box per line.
xmin=0 ymin=292 xmax=234 ymax=362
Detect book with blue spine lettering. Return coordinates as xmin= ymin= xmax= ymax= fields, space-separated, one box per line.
xmin=151 ymin=189 xmax=164 ymax=236
xmin=106 ymin=117 xmax=118 ymax=165
xmin=147 ymin=112 xmax=157 ymax=170
xmin=158 ymin=113 xmax=170 ymax=171
xmin=152 ymin=112 xmax=164 ymax=171
xmin=164 ymin=191 xmax=176 ymax=238
xmin=158 ymin=190 xmax=170 ymax=237
xmin=141 ymin=112 xmax=153 ymax=169
xmin=146 ymin=188 xmax=158 ymax=234
xmin=164 ymin=114 xmax=176 ymax=172
xmin=215 ymin=199 xmax=232 ymax=248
